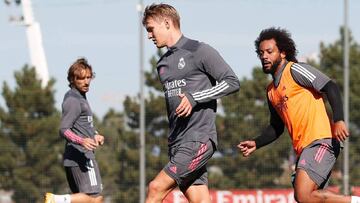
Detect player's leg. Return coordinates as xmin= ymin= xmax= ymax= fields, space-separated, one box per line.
xmin=44 ymin=193 xmax=103 ymax=203
xmin=294 ymin=139 xmax=353 ymax=203
xmin=66 ymin=159 xmax=103 ymax=203
xmin=146 ymin=142 xmax=183 ymax=203
xmin=184 ymin=184 xmax=211 ymax=203
xmin=44 ymin=193 xmax=70 ymax=203
xmin=294 ymin=169 xmax=350 ymax=203
xmin=45 ymin=158 xmax=103 ymax=203
xmin=179 ymin=140 xmax=215 ymax=203
xmin=145 ymin=169 xmax=178 ymax=203
xmin=68 ymin=193 xmax=103 ymax=203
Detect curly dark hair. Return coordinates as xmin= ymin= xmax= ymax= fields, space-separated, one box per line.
xmin=254 ymin=27 xmax=298 ymax=62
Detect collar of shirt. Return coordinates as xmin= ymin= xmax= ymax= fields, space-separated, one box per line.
xmin=71 ymin=87 xmax=87 ymax=99
xmin=273 ymin=60 xmax=289 ymax=87
xmin=168 ymin=35 xmax=187 ymax=52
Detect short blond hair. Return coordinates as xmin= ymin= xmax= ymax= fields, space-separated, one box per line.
xmin=142 ymin=3 xmax=180 ymax=29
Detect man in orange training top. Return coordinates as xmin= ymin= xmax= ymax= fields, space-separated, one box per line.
xmin=238 ymin=27 xmax=359 ymax=203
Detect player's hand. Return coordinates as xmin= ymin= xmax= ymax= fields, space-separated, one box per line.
xmin=237 ymin=140 xmax=257 ymax=157
xmin=176 ymin=93 xmax=193 ymax=117
xmin=332 ymin=120 xmax=349 ymax=142
xmin=94 ymin=134 xmax=105 ymax=145
xmin=82 ymin=138 xmax=98 ymax=151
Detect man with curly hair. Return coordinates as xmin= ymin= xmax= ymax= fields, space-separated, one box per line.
xmin=238 ymin=27 xmax=360 ymax=203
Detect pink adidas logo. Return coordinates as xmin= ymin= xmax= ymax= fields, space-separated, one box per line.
xmin=159 ymin=67 xmax=165 ymax=75
xmin=300 ymin=159 xmax=306 ymax=166
xmin=170 ymin=166 xmax=177 ymax=174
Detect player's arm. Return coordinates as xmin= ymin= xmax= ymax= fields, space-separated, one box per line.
xmin=254 ymin=101 xmax=284 ymax=148
xmin=290 ymin=63 xmax=349 ymax=141
xmin=94 ymin=130 xmax=105 ymax=145
xmin=176 ymin=44 xmax=240 ymax=117
xmin=238 ymin=99 xmax=284 ymax=157
xmin=321 ymin=80 xmax=344 ymax=122
xmin=321 ymin=81 xmax=349 ymax=141
xmin=59 ymin=97 xmax=97 ymax=150
xmin=188 ymin=44 xmax=240 ymax=105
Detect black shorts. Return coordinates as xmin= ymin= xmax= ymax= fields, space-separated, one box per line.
xmin=164 ymin=139 xmax=215 ymax=191
xmin=65 ymin=159 xmax=102 ymax=195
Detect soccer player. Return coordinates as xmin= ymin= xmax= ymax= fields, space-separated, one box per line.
xmin=238 ymin=27 xmax=360 ymax=203
xmin=45 ymin=58 xmax=104 ymax=203
xmin=142 ymin=3 xmax=240 ymax=203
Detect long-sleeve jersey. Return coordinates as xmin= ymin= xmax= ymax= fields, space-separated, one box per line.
xmin=60 ymin=88 xmax=96 ymax=167
xmin=157 ymin=35 xmax=240 ymax=147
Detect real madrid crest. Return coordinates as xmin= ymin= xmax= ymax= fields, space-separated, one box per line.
xmin=178 ymin=57 xmax=186 ymax=69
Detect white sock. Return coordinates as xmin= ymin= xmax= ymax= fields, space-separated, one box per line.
xmin=351 ymin=196 xmax=360 ymax=203
xmin=54 ymin=194 xmax=71 ymax=203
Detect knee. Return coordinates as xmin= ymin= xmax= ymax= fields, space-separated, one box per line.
xmin=148 ymin=180 xmax=162 ymax=194
xmin=94 ymin=195 xmax=103 ymax=203
xmin=294 ymin=192 xmax=310 ymax=203
xmin=146 ymin=180 xmax=167 ymax=202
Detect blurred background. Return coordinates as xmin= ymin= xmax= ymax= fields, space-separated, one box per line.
xmin=0 ymin=0 xmax=360 ymax=202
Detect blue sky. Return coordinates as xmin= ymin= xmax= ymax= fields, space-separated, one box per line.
xmin=1 ymin=0 xmax=359 ymax=118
